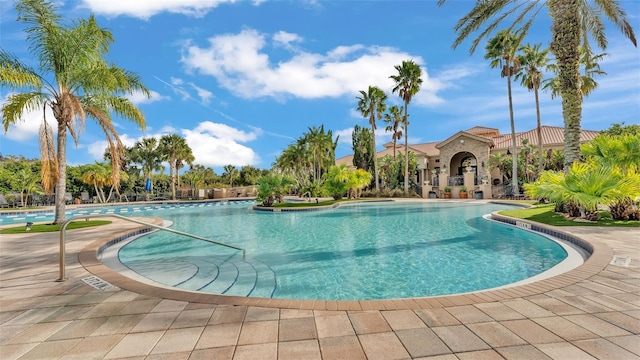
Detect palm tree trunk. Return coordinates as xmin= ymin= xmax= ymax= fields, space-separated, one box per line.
xmin=507 ymin=69 xmax=519 ymax=195
xmin=54 ymin=122 xmax=67 ymax=224
xmin=170 ymin=159 xmax=176 ymax=200
xmin=371 ymin=117 xmax=379 ymax=191
xmin=535 ymin=87 xmax=544 ymax=175
xmin=403 ymin=103 xmax=409 ymax=193
xmin=549 ymin=0 xmax=582 ymax=169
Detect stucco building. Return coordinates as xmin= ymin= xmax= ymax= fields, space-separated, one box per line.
xmin=335 ymin=125 xmax=600 ymax=199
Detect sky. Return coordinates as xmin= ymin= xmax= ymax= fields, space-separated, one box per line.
xmin=1 ymin=0 xmax=639 ymax=174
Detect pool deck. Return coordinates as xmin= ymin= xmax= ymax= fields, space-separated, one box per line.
xmin=1 ymin=214 xmax=639 ymax=359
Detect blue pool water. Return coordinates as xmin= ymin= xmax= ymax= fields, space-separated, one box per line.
xmin=103 ymin=201 xmax=569 ymax=300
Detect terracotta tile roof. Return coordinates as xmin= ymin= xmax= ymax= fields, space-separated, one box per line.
xmin=408 ymin=142 xmax=440 ymax=156
xmin=491 ymin=126 xmax=600 ymax=150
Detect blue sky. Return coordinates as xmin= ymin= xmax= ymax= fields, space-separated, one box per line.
xmin=1 ymin=0 xmax=639 ymax=173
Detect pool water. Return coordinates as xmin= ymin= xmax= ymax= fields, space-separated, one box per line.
xmin=111 ymin=201 xmax=569 ymax=300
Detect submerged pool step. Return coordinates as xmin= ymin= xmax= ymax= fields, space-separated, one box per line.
xmin=125 ymin=255 xmax=277 ymax=298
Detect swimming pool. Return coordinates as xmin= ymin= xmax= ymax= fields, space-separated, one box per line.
xmin=100 ymin=201 xmax=576 ymax=300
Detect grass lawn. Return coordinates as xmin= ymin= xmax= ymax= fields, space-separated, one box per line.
xmin=499 ymin=204 xmax=640 ymax=227
xmin=0 ymin=220 xmax=112 ymax=234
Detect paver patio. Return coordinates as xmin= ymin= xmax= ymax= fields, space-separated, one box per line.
xmin=0 ymin=213 xmax=638 ymax=359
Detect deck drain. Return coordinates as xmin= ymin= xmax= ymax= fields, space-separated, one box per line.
xmin=82 ymin=276 xmax=117 ymax=291
xmin=610 ymin=256 xmax=631 ymax=267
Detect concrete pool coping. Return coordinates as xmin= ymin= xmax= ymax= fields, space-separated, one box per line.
xmin=78 ymin=210 xmax=614 ymax=311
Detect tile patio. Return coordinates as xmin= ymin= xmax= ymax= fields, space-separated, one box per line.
xmin=0 ymin=214 xmax=638 ymax=359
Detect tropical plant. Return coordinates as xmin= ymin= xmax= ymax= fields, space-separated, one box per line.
xmin=129 ymin=138 xmax=163 ymax=200
xmin=223 ymin=165 xmax=238 ymax=187
xmin=487 ymin=152 xmax=512 ymax=183
xmin=356 ymin=86 xmax=387 ymax=191
xmin=524 ymin=163 xmax=640 ymax=220
xmin=485 ymin=29 xmax=522 ymax=195
xmin=459 ymin=186 xmax=467 ymax=193
xmin=390 ymin=60 xmax=423 ymax=193
xmin=543 ymin=46 xmax=608 ymax=100
xmin=581 ymin=134 xmax=640 ymax=175
xmin=323 ymin=164 xmax=373 ymax=200
xmin=0 ymin=0 xmax=150 ymax=223
xmin=256 ymin=173 xmax=297 ymax=207
xmin=352 ymin=125 xmax=374 ymax=172
xmin=158 ymin=134 xmax=194 ymax=200
xmin=9 ymin=162 xmax=42 ymax=206
xmin=437 ymin=0 xmax=637 ymax=168
xmin=383 ymin=105 xmax=403 ymax=158
xmin=80 ymin=161 xmax=127 ymax=203
xmin=516 ymin=43 xmax=550 ymax=175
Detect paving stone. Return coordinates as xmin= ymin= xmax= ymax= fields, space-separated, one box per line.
xmin=233 ymin=343 xmax=277 ymax=360
xmin=170 ymin=308 xmax=214 ymax=329
xmin=502 ymin=299 xmax=555 ymax=318
xmin=358 ymin=332 xmax=411 ymax=360
xmin=595 ymin=311 xmax=640 ymax=333
xmin=245 ymin=306 xmax=279 ymax=322
xmin=381 ymin=309 xmax=427 ymax=330
xmin=150 ymin=327 xmax=204 ymax=354
xmin=279 ymin=317 xmax=317 ymax=342
xmin=573 ymin=338 xmax=640 ymax=360
xmin=237 ymin=320 xmax=278 ymax=345
xmin=90 ymin=314 xmax=146 ymax=336
xmin=315 ymin=314 xmax=355 ymax=338
xmin=189 ymin=346 xmax=234 ymax=360
xmin=4 ymin=321 xmax=70 ymax=344
xmin=277 ymin=340 xmax=321 ymax=360
xmin=537 ymin=341 xmax=598 ymax=359
xmin=474 ymin=302 xmax=526 ymax=321
xmin=348 ymin=311 xmax=392 ymax=335
xmin=195 ymin=323 xmax=241 ymax=349
xmin=209 ymin=305 xmax=247 ymax=324
xmin=18 ymin=338 xmax=81 ymax=360
xmin=396 ymin=327 xmax=451 ymax=358
xmin=432 ymin=325 xmax=491 ymax=353
xmin=496 ymin=344 xmax=554 ymax=360
xmin=414 ymin=308 xmax=460 ymax=327
xmin=104 ymin=330 xmax=164 ymax=358
xmin=456 ymin=349 xmax=505 ymax=360
xmin=564 ymin=314 xmax=632 ymax=337
xmin=500 ymin=319 xmax=564 ymax=344
xmin=318 ymin=335 xmax=366 ymax=360
xmin=446 ymin=305 xmax=494 ymax=324
xmin=607 ymin=335 xmax=640 ymax=356
xmin=58 ymin=334 xmax=123 ymax=359
xmin=467 ymin=321 xmax=527 ymax=347
xmin=532 ymin=316 xmax=598 ymax=341
xmin=47 ymin=318 xmax=107 ymax=340
xmin=130 ymin=311 xmax=181 ymax=333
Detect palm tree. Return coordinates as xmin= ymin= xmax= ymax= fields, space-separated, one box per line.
xmin=516 ymin=43 xmax=549 ymax=175
xmin=158 ymin=134 xmax=194 ymax=200
xmin=356 ymin=86 xmax=387 ymax=191
xmin=390 ymin=60 xmax=423 ymax=193
xmin=81 ymin=161 xmax=128 ymax=203
xmin=130 ymin=138 xmax=163 ymax=200
xmin=486 ymin=29 xmax=522 ymax=194
xmin=543 ymin=46 xmax=608 ymax=99
xmin=383 ymin=105 xmax=403 ymax=158
xmin=437 ymin=0 xmax=636 ymax=168
xmin=223 ymin=165 xmax=238 ymax=187
xmin=0 ymin=0 xmax=149 ymax=223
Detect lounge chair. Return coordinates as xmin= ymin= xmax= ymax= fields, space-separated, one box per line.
xmin=81 ymin=192 xmax=92 ymax=204
xmin=64 ymin=193 xmax=74 ymax=204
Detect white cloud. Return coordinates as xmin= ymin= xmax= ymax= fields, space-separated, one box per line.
xmin=189 ymin=83 xmax=214 ymax=104
xmin=180 ymin=28 xmax=447 ymax=105
xmin=128 ymin=90 xmax=168 ymax=105
xmin=85 ymin=121 xmax=261 ymax=168
xmin=79 ymin=0 xmax=242 ymax=19
xmin=272 ymin=31 xmax=303 ymax=51
xmin=182 ymin=121 xmax=261 ymax=167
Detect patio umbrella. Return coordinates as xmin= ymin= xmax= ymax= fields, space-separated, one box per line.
xmin=145 ymin=177 xmax=152 ymax=192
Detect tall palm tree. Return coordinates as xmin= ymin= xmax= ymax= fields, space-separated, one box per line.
xmin=158 ymin=134 xmax=194 ymax=200
xmin=0 ymin=0 xmax=149 ymax=223
xmin=543 ymin=46 xmax=608 ymax=99
xmin=516 ymin=43 xmax=550 ymax=175
xmin=356 ymin=86 xmax=387 ymax=191
xmin=485 ymin=29 xmax=522 ymax=194
xmin=130 ymin=137 xmax=163 ymax=200
xmin=437 ymin=0 xmax=636 ymax=168
xmin=390 ymin=60 xmax=423 ymax=193
xmin=223 ymin=165 xmax=238 ymax=187
xmin=383 ymin=105 xmax=403 ymax=158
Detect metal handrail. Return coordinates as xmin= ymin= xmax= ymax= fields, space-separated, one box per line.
xmin=57 ymin=214 xmax=246 ymax=281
